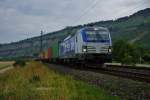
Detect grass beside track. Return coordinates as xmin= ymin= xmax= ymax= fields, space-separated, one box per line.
xmin=0 ymin=61 xmax=119 ymax=100
xmin=0 ymin=61 xmax=14 ymax=70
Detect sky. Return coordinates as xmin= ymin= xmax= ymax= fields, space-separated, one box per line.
xmin=0 ymin=0 xmax=150 ymax=43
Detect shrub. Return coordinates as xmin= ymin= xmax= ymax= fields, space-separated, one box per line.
xmin=13 ymin=60 xmax=26 ymax=67
xmin=113 ymin=39 xmax=140 ymax=65
xmin=143 ymin=53 xmax=150 ymax=63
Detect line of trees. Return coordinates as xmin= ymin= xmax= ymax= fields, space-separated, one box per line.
xmin=112 ymin=39 xmax=150 ymax=65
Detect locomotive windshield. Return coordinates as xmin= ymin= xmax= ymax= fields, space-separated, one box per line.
xmin=85 ymin=30 xmax=109 ymax=42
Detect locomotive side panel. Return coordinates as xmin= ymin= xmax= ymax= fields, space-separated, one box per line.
xmin=59 ymin=36 xmax=76 ymax=59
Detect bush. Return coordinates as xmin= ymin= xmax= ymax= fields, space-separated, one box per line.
xmin=113 ymin=40 xmax=140 ymax=65
xmin=13 ymin=60 xmax=26 ymax=67
xmin=143 ymin=53 xmax=150 ymax=63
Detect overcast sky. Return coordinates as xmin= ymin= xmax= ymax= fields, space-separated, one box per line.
xmin=0 ymin=0 xmax=150 ymax=43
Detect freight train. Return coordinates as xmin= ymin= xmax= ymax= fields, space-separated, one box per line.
xmin=39 ymin=27 xmax=112 ymax=64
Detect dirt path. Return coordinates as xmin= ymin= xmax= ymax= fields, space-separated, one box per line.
xmin=0 ymin=66 xmax=13 ymax=74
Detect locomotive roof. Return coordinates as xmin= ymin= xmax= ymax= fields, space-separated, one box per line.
xmin=63 ymin=35 xmax=71 ymax=41
xmin=62 ymin=27 xmax=109 ymax=42
xmin=81 ymin=27 xmax=108 ymax=31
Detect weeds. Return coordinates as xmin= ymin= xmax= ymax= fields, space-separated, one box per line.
xmin=29 ymin=74 xmax=40 ymax=83
xmin=0 ymin=61 xmax=119 ymax=100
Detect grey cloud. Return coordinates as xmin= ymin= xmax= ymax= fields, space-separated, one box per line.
xmin=0 ymin=0 xmax=149 ymax=43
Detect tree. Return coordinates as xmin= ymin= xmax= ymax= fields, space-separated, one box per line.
xmin=113 ymin=40 xmax=140 ymax=65
xmin=143 ymin=51 xmax=150 ymax=63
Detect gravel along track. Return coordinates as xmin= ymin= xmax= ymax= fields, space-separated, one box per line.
xmin=87 ymin=65 xmax=150 ymax=83
xmin=46 ymin=63 xmax=150 ymax=100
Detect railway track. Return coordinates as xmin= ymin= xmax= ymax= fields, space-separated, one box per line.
xmin=84 ymin=64 xmax=150 ymax=83
xmin=46 ymin=62 xmax=150 ymax=99
xmin=45 ymin=61 xmax=150 ymax=83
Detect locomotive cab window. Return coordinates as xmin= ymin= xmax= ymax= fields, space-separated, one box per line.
xmin=85 ymin=30 xmax=109 ymax=42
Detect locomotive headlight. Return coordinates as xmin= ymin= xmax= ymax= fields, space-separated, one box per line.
xmin=82 ymin=46 xmax=87 ymax=52
xmin=108 ymin=46 xmax=112 ymax=53
xmin=83 ymin=48 xmax=87 ymax=52
xmin=108 ymin=48 xmax=112 ymax=53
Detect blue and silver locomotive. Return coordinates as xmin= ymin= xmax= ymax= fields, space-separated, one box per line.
xmin=59 ymin=27 xmax=112 ymax=63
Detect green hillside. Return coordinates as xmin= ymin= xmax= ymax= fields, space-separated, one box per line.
xmin=0 ymin=8 xmax=150 ymax=58
xmin=88 ymin=8 xmax=150 ymax=48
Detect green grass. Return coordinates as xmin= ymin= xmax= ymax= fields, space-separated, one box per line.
xmin=0 ymin=61 xmax=119 ymax=100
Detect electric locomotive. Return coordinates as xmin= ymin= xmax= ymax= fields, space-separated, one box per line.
xmin=59 ymin=27 xmax=112 ymax=63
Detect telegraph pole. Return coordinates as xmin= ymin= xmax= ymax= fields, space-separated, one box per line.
xmin=40 ymin=30 xmax=43 ymax=53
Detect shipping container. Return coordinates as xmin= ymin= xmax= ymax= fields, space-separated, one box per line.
xmin=44 ymin=50 xmax=48 ymax=59
xmin=43 ymin=52 xmax=46 ymax=59
xmin=51 ymin=41 xmax=59 ymax=58
xmin=39 ymin=48 xmax=52 ymax=61
xmin=47 ymin=48 xmax=52 ymax=60
xmin=40 ymin=52 xmax=45 ymax=60
xmin=39 ymin=53 xmax=43 ymax=59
